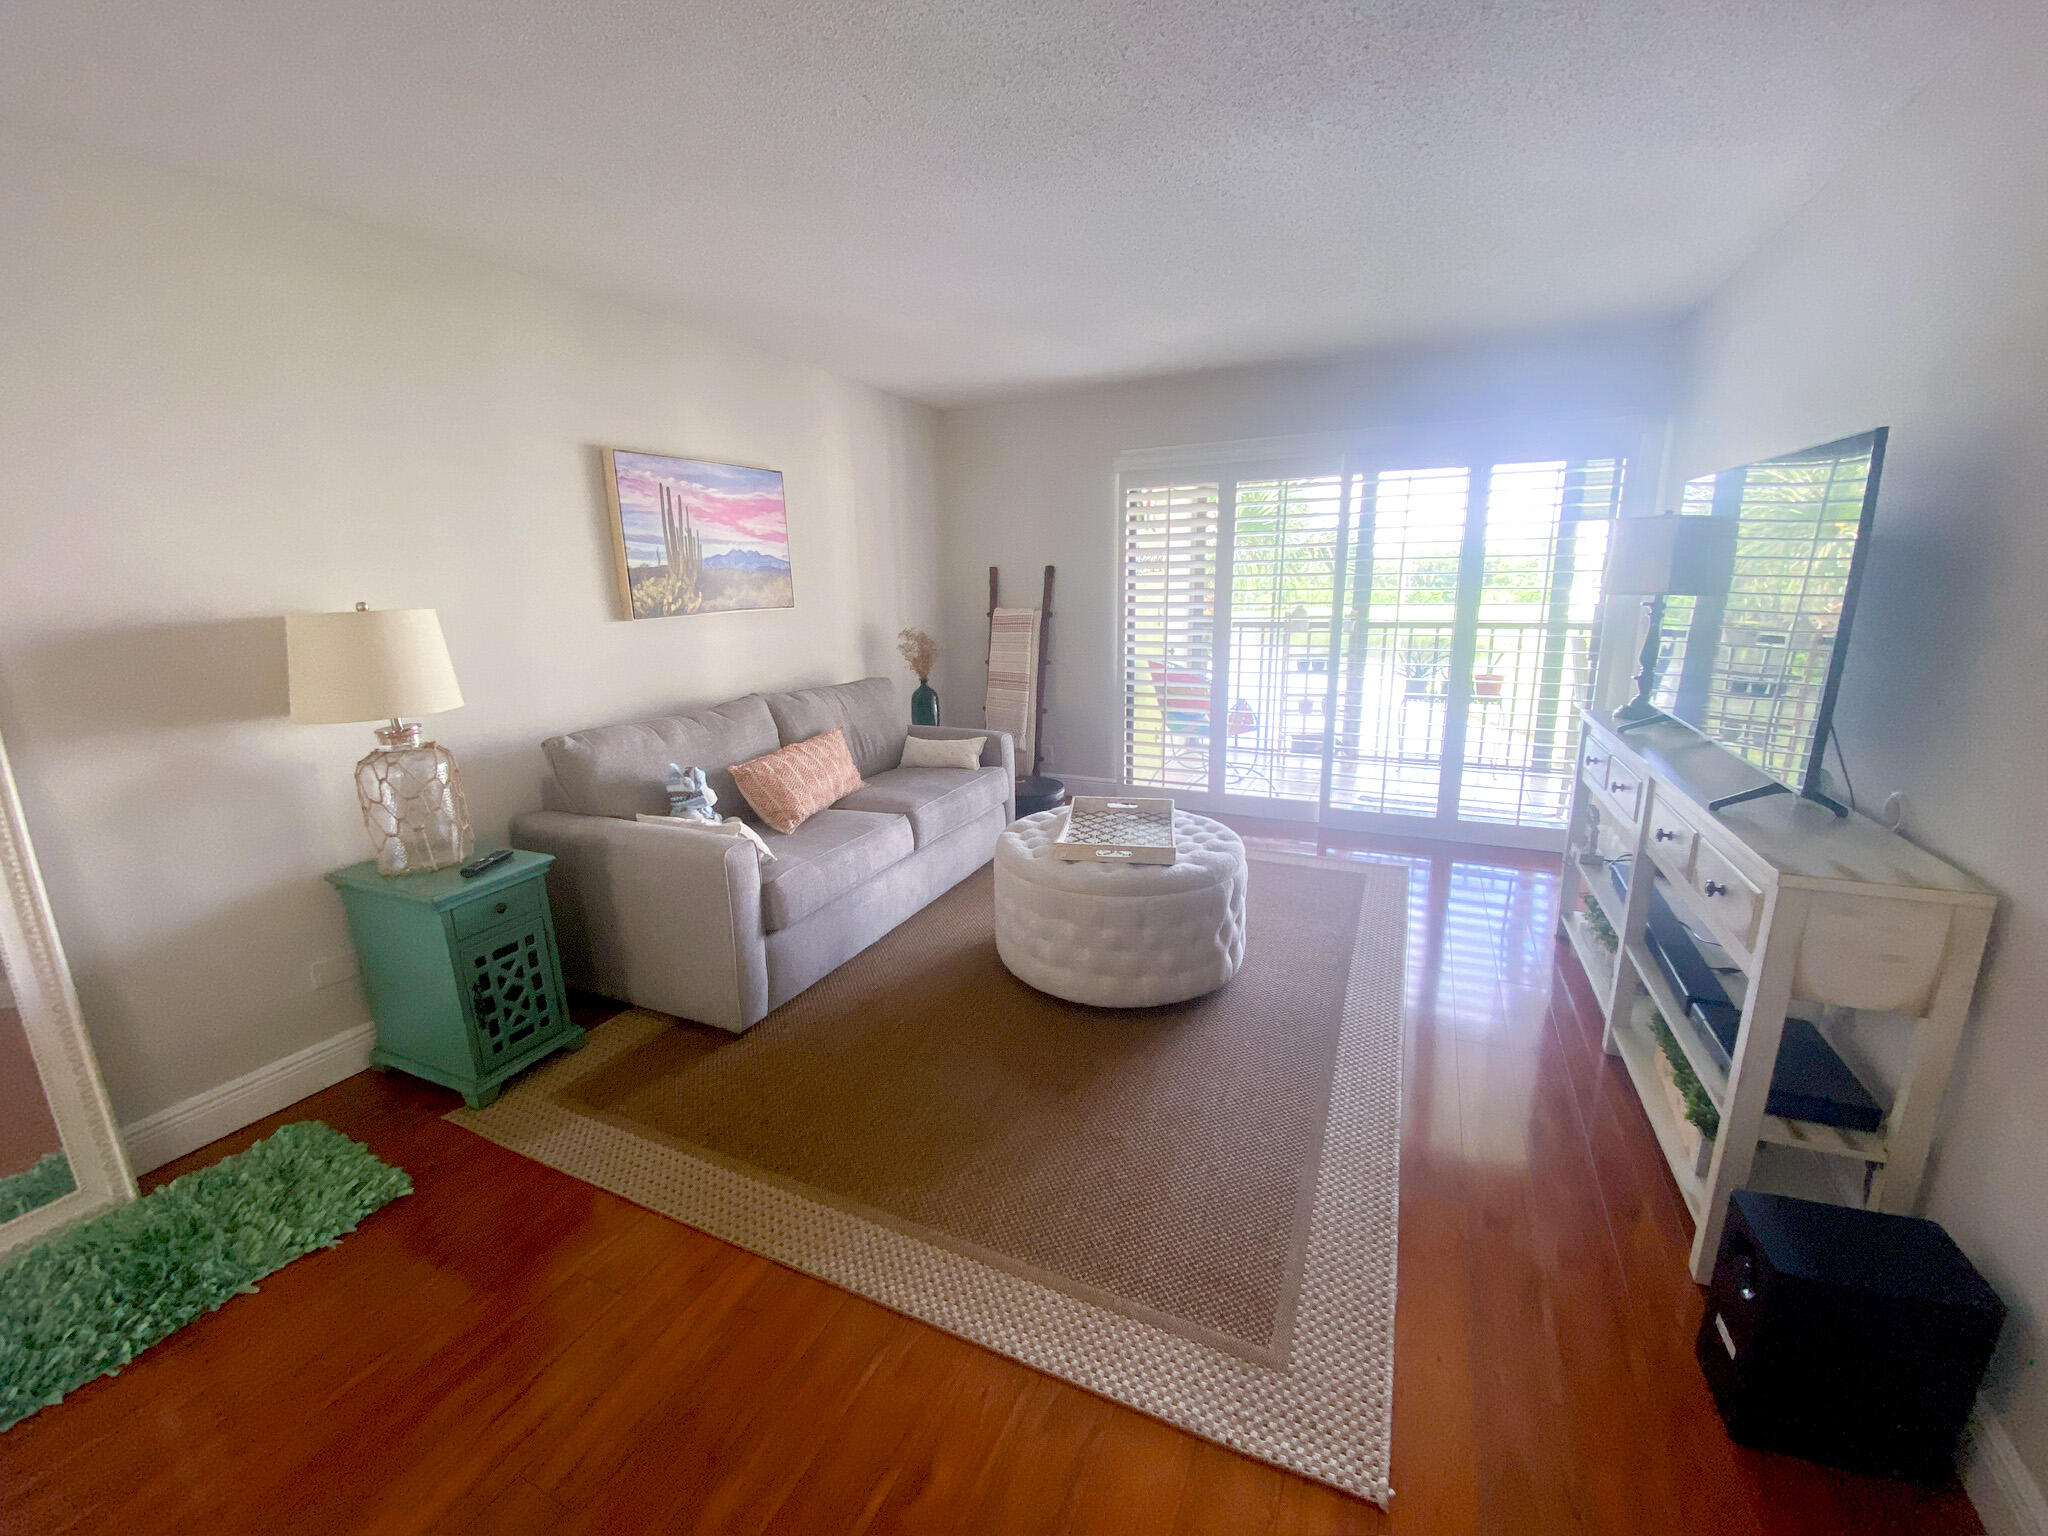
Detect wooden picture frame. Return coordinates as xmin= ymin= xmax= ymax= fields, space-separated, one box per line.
xmin=601 ymin=447 xmax=795 ymax=620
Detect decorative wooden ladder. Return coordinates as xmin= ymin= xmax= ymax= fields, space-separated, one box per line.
xmin=987 ymin=564 xmax=1063 ymax=812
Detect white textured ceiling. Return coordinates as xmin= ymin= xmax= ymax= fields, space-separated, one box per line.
xmin=0 ymin=0 xmax=1967 ymax=403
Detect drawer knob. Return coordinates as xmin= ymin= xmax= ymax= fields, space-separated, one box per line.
xmin=1610 ymin=780 xmax=1626 ymax=792
xmin=493 ymin=901 xmax=509 ymax=915
xmin=1703 ymin=880 xmax=1728 ymax=898
xmin=1654 ymin=829 xmax=1676 ymax=842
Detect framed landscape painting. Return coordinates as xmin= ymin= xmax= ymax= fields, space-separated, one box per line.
xmin=602 ymin=448 xmax=795 ymax=618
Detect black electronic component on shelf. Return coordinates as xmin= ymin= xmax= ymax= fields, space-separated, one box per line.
xmin=1699 ymin=1191 xmax=2004 ymax=1481
xmin=1608 ymin=859 xmax=1884 ymax=1133
xmin=1715 ymin=1012 xmax=1883 ymax=1132
xmin=1644 ymin=887 xmax=1728 ymax=1010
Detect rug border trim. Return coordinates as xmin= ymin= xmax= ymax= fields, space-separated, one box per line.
xmin=449 ymin=854 xmax=1404 ymax=1506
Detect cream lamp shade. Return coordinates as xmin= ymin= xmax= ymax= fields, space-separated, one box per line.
xmin=288 ymin=605 xmax=473 ymax=875
xmin=1604 ymin=514 xmax=1737 ymax=598
xmin=286 ymin=607 xmax=464 ymax=724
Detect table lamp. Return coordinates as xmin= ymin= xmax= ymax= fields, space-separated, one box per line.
xmin=1605 ymin=514 xmax=1738 ymax=725
xmin=287 ymin=603 xmax=473 ymax=875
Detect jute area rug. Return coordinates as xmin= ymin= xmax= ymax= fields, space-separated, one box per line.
xmin=450 ymin=850 xmax=1405 ymax=1505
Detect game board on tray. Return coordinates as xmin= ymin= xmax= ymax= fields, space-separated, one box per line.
xmin=1052 ymin=796 xmax=1177 ymax=865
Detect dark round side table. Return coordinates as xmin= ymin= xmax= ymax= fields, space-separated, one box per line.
xmin=1014 ymin=774 xmax=1068 ymax=817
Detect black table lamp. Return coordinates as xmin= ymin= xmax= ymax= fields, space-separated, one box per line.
xmin=1605 ymin=514 xmax=1737 ymax=725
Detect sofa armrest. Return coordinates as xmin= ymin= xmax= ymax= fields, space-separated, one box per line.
xmin=909 ymin=724 xmax=1016 ymax=822
xmin=511 ymin=810 xmax=769 ymax=1032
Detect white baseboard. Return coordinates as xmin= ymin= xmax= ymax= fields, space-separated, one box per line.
xmin=121 ymin=1021 xmax=376 ymax=1174
xmin=1967 ymin=1397 xmax=2048 ymax=1536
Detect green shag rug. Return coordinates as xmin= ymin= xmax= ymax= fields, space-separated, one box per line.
xmin=0 ymin=1120 xmax=411 ymax=1431
xmin=0 ymin=1151 xmax=75 ymax=1223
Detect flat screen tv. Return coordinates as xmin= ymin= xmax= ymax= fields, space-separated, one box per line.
xmin=1645 ymin=427 xmax=1888 ymax=815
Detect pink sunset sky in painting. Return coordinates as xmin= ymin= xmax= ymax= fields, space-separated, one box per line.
xmin=612 ymin=451 xmax=791 ymax=568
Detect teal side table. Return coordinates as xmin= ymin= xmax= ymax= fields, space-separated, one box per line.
xmin=325 ymin=849 xmax=584 ymax=1108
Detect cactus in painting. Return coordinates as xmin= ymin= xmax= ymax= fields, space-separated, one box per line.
xmin=657 ymin=482 xmax=705 ymax=615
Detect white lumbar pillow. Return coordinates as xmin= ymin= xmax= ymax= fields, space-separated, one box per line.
xmin=636 ymin=813 xmax=778 ymax=861
xmin=899 ymin=734 xmax=986 ymax=771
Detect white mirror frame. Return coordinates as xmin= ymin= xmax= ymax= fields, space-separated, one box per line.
xmin=0 ymin=727 xmax=135 ymax=1260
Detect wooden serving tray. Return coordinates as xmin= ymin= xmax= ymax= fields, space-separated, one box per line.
xmin=1052 ymin=796 xmax=1177 ymax=864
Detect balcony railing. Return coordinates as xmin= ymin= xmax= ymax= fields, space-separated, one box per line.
xmin=1130 ymin=615 xmax=1596 ymax=828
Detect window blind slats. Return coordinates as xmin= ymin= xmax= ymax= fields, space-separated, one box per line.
xmin=1121 ymin=451 xmax=1623 ymax=833
xmin=1122 ymin=482 xmax=1221 ymax=791
xmin=1330 ymin=467 xmax=1470 ymax=817
xmin=1452 ymin=458 xmax=1622 ymax=828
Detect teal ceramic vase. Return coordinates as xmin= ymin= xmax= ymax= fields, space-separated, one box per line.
xmin=910 ymin=679 xmax=941 ymax=726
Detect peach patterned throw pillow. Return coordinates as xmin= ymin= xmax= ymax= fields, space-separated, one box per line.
xmin=728 ymin=727 xmax=864 ymax=834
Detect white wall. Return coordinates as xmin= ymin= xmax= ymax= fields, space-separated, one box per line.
xmin=1674 ymin=0 xmax=2048 ymax=1504
xmin=932 ymin=319 xmax=1686 ymax=781
xmin=0 ymin=128 xmax=939 ymax=1127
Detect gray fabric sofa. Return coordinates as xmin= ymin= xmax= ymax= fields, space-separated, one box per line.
xmin=512 ymin=676 xmax=1014 ymax=1033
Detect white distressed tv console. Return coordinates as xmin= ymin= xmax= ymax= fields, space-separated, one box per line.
xmin=1561 ymin=709 xmax=1995 ymax=1283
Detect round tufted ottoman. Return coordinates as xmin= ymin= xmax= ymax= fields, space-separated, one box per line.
xmin=993 ymin=809 xmax=1248 ymax=1007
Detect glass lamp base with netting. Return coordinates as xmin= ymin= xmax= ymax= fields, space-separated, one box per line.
xmin=355 ymin=721 xmax=473 ymax=876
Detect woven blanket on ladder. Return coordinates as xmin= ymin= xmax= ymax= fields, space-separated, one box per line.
xmin=985 ymin=606 xmax=1040 ymax=771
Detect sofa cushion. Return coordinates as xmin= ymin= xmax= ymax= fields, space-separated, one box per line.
xmin=758 ymin=809 xmax=915 ymax=932
xmin=543 ymin=695 xmax=779 ymax=820
xmin=760 ymin=677 xmax=906 ymax=780
xmin=898 ymin=733 xmax=986 ymax=771
xmin=729 ymin=727 xmax=864 ymax=834
xmin=834 ymin=765 xmax=1010 ymax=849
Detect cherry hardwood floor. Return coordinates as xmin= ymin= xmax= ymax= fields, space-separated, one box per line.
xmin=0 ymin=823 xmax=1983 ymax=1535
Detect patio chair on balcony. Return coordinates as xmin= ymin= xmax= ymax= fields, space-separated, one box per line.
xmin=1145 ymin=660 xmax=1269 ymax=791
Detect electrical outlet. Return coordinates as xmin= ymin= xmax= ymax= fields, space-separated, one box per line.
xmin=310 ymin=952 xmax=359 ymax=991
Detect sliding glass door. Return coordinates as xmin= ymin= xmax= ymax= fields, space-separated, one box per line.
xmin=1448 ymin=460 xmax=1618 ymax=829
xmin=1327 ymin=466 xmax=1471 ymax=821
xmin=1120 ymin=439 xmax=1623 ymax=847
xmin=1221 ymin=472 xmax=1348 ymax=802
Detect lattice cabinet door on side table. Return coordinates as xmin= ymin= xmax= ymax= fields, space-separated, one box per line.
xmin=325 ymin=848 xmax=585 ymax=1108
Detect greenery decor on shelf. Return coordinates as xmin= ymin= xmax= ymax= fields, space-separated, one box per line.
xmin=1572 ymin=897 xmax=1712 ymax=1134
xmin=1582 ymin=898 xmax=1618 ymax=954
xmin=1647 ymin=1008 xmax=1720 ymax=1140
xmin=0 ymin=1121 xmax=411 ymax=1431
xmin=898 ymin=627 xmax=941 ymax=726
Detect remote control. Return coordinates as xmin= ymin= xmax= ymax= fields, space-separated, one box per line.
xmin=459 ymin=849 xmax=515 ymax=878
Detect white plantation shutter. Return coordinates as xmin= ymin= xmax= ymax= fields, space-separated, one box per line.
xmin=1116 ymin=425 xmax=1639 ymax=842
xmin=1333 ymin=466 xmax=1471 ymax=817
xmin=1121 ymin=480 xmax=1220 ymax=790
xmin=1454 ymin=458 xmax=1622 ymax=827
xmin=1222 ymin=475 xmax=1348 ymax=800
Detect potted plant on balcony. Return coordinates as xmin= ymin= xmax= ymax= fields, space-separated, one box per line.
xmin=1472 ymin=648 xmax=1507 ymax=699
xmin=1398 ymin=642 xmax=1449 ymax=699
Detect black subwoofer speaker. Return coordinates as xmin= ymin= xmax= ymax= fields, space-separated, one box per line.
xmin=1697 ymin=1191 xmax=2004 ymax=1481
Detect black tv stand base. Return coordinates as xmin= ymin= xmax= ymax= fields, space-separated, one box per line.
xmin=1706 ymin=781 xmax=1849 ymax=819
xmin=1708 ymin=782 xmax=1790 ymax=814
